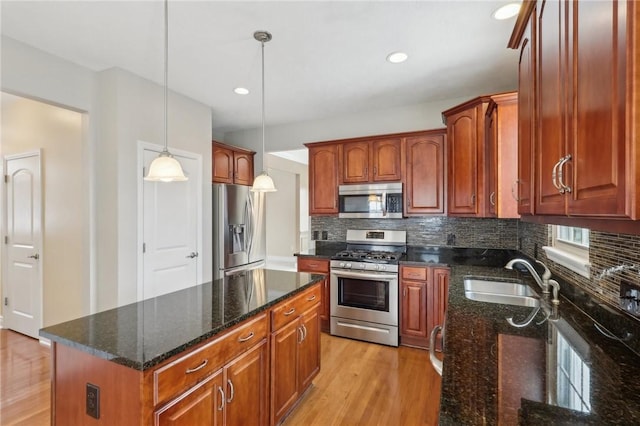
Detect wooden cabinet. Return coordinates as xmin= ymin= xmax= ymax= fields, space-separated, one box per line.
xmin=443 ymin=98 xmax=490 ymax=216
xmin=155 ymin=371 xmax=223 ymax=426
xmin=514 ymin=8 xmax=536 ymax=216
xmin=212 ymin=141 xmax=255 ymax=186
xmin=399 ymin=265 xmax=449 ymax=349
xmin=404 ymin=130 xmax=446 ymax=215
xmin=485 ymin=92 xmax=519 ymax=218
xmin=270 ymin=285 xmax=321 ymax=425
xmin=341 ymin=138 xmax=402 ymax=183
xmin=306 ymin=143 xmax=340 ymax=215
xmin=297 ymin=257 xmax=330 ymax=333
xmin=511 ymin=0 xmax=640 ymax=221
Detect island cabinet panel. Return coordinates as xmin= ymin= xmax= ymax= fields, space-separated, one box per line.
xmin=399 ymin=266 xmax=449 ymax=349
xmin=404 ymin=131 xmax=446 ymax=215
xmin=270 ymin=285 xmax=321 ymax=425
xmin=307 ymin=143 xmax=340 ymax=215
xmin=212 ymin=141 xmax=255 ymax=186
xmin=297 ymin=257 xmax=330 ymax=332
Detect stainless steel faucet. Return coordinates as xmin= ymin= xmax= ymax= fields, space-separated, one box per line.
xmin=505 ymin=258 xmax=558 ymax=303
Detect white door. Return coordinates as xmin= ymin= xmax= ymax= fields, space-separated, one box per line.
xmin=142 ymin=147 xmax=201 ymax=299
xmin=3 ymin=151 xmax=42 ymax=339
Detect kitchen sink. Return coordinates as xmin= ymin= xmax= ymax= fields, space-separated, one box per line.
xmin=463 ymin=277 xmax=540 ymax=307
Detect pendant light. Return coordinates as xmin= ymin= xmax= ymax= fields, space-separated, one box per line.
xmin=251 ymin=30 xmax=277 ymax=192
xmin=144 ymin=0 xmax=188 ymax=182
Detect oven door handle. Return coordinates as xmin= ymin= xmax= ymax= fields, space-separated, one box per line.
xmin=331 ymin=269 xmax=398 ymax=281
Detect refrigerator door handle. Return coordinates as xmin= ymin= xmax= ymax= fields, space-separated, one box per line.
xmin=246 ymin=193 xmax=255 ymax=257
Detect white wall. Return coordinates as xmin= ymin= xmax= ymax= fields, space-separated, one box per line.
xmin=1 ymin=36 xmax=213 ymax=316
xmin=223 ymin=96 xmax=469 ymax=170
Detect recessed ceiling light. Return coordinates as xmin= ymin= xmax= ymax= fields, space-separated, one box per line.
xmin=492 ymin=3 xmax=521 ymax=20
xmin=386 ymin=52 xmax=408 ymax=64
xmin=234 ymin=87 xmax=249 ymax=95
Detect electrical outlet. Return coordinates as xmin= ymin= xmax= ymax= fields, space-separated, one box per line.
xmin=86 ymin=383 xmax=100 ymax=419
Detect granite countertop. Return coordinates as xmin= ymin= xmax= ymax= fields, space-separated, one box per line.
xmin=439 ymin=261 xmax=640 ymax=425
xmin=40 ymin=269 xmax=323 ymax=371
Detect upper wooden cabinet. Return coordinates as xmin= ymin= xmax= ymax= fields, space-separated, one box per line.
xmin=510 ymin=0 xmax=640 ymax=221
xmin=212 ymin=141 xmax=255 ymax=186
xmin=341 ymin=138 xmax=401 ymax=183
xmin=486 ymin=92 xmax=519 ymax=219
xmin=404 ymin=130 xmax=446 ymax=215
xmin=306 ymin=143 xmax=340 ymax=215
xmin=443 ymin=97 xmax=490 ymax=217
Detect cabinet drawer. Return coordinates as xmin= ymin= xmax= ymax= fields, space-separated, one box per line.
xmin=153 ymin=313 xmax=267 ymax=406
xmin=153 ymin=341 xmax=224 ymax=407
xmin=220 ymin=313 xmax=268 ymax=363
xmin=271 ymin=285 xmax=321 ymax=331
xmin=297 ymin=257 xmax=329 ymax=274
xmin=402 ymin=266 xmax=428 ymax=281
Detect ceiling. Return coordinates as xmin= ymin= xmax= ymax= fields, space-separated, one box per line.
xmin=1 ymin=1 xmax=520 ymax=135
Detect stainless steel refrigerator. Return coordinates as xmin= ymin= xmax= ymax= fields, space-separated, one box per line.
xmin=213 ymin=184 xmax=266 ymax=279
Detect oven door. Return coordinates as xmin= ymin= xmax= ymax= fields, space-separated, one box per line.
xmin=330 ymin=268 xmax=398 ymax=326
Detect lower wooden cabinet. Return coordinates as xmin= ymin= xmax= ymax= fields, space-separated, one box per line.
xmin=270 ymin=291 xmax=321 ymax=425
xmin=400 ymin=265 xmax=449 ymax=349
xmin=297 ymin=257 xmax=330 ymax=332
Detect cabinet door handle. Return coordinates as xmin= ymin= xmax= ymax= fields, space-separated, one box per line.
xmin=185 ymin=359 xmax=208 ymax=374
xmin=298 ymin=326 xmax=304 ymax=343
xmin=557 ymin=154 xmax=572 ymax=194
xmin=511 ymin=180 xmax=520 ymax=202
xmin=551 ymin=158 xmax=562 ymax=191
xmin=403 ymin=288 xmax=407 ymax=297
xmin=307 ymin=294 xmax=316 ymax=302
xmin=302 ymin=324 xmax=307 ymax=341
xmin=284 ymin=308 xmax=296 ymax=316
xmin=217 ymin=387 xmax=225 ymax=411
xmin=237 ymin=331 xmax=254 ymax=343
xmin=470 ymin=193 xmax=476 ymax=205
xmin=489 ymin=191 xmax=496 ymax=206
xmin=227 ymin=379 xmax=235 ymax=403
xmin=373 ymin=166 xmax=377 ymax=176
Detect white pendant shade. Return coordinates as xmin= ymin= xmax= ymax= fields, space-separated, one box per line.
xmin=251 ymin=171 xmax=277 ymax=192
xmin=145 ymin=151 xmax=188 ymax=182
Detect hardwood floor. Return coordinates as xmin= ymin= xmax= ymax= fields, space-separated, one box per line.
xmin=283 ymin=333 xmax=442 ymax=426
xmin=0 ymin=330 xmax=440 ymax=425
xmin=0 ymin=329 xmax=50 ymax=426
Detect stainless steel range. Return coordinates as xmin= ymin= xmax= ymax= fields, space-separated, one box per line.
xmin=330 ymin=229 xmax=406 ymax=346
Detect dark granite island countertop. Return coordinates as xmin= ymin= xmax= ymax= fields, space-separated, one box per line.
xmin=439 ymin=262 xmax=640 ymax=425
xmin=40 ymin=269 xmax=323 ymax=371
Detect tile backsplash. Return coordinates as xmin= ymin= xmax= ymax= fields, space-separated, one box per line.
xmin=311 ymin=217 xmax=519 ymax=249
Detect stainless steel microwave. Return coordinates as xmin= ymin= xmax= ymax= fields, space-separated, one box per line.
xmin=338 ymin=183 xmax=403 ymax=218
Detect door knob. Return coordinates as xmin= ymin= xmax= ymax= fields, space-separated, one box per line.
xmin=186 ymin=252 xmax=199 ymax=259
xmin=28 ymin=254 xmax=39 ymax=260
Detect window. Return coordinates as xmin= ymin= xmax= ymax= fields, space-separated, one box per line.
xmin=542 ymin=226 xmax=591 ymax=278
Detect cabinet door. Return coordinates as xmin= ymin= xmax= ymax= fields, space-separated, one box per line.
xmin=447 ymin=105 xmax=483 ymax=216
xmin=213 ymin=145 xmax=234 ymax=184
xmin=400 ymin=279 xmax=428 ymax=340
xmin=429 ymin=268 xmax=449 ymax=351
xmin=155 ymin=370 xmax=224 ymax=426
xmin=224 ymin=340 xmax=268 ymax=426
xmin=371 ymin=138 xmax=402 ymax=182
xmin=298 ymin=307 xmax=320 ymax=392
xmin=342 ymin=141 xmax=370 ymax=183
xmin=233 ymin=152 xmax=254 ymax=186
xmin=270 ymin=319 xmax=300 ymax=425
xmin=565 ymin=0 xmax=627 ymax=216
xmin=404 ymin=133 xmax=445 ymax=215
xmin=517 ymin=12 xmax=536 ymax=215
xmin=486 ymin=107 xmax=498 ymax=217
xmin=535 ymin=0 xmax=566 ymax=214
xmin=308 ymin=144 xmax=339 ymax=215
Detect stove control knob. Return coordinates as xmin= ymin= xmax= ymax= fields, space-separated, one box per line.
xmin=345 ymin=263 xmax=352 ymax=269
xmin=378 ymin=264 xmax=386 ymax=271
xmin=339 ymin=262 xmax=345 ymax=268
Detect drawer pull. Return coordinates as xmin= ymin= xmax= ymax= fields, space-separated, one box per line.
xmin=307 ymin=294 xmax=317 ymax=302
xmin=284 ymin=308 xmax=296 ymax=316
xmin=217 ymin=387 xmax=225 ymax=411
xmin=308 ymin=263 xmax=318 ymax=267
xmin=185 ymin=359 xmax=208 ymax=374
xmin=238 ymin=331 xmax=255 ymax=343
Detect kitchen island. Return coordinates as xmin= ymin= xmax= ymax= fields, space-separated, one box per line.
xmin=40 ymin=269 xmax=324 ymax=425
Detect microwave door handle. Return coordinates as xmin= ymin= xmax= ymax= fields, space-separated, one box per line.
xmin=381 ymin=191 xmax=387 ymax=217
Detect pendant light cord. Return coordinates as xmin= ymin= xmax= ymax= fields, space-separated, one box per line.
xmin=260 ymin=38 xmax=266 ymax=171
xmin=164 ymin=0 xmax=169 ymax=154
